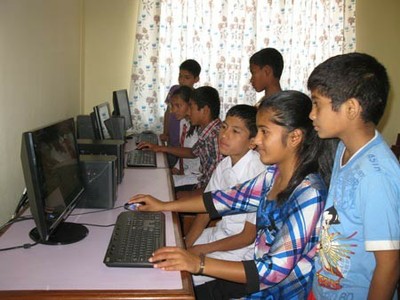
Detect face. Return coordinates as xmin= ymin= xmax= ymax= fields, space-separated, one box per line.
xmin=219 ymin=116 xmax=252 ymax=164
xmin=253 ymin=109 xmax=291 ymax=165
xmin=170 ymin=95 xmax=190 ymax=120
xmin=188 ymin=99 xmax=203 ymax=126
xmin=178 ymin=70 xmax=199 ymax=87
xmin=250 ymin=63 xmax=268 ymax=93
xmin=309 ymin=91 xmax=347 ymax=139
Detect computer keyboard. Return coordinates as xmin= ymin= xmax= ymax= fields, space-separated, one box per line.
xmin=126 ymin=149 xmax=157 ymax=167
xmin=104 ymin=211 xmax=165 ymax=268
xmin=137 ymin=132 xmax=158 ymax=145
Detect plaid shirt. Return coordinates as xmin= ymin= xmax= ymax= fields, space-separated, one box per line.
xmin=192 ymin=118 xmax=223 ymax=189
xmin=203 ymin=165 xmax=327 ymax=299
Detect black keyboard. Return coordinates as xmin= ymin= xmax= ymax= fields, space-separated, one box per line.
xmin=104 ymin=211 xmax=165 ymax=268
xmin=126 ymin=149 xmax=157 ymax=167
xmin=137 ymin=132 xmax=158 ymax=145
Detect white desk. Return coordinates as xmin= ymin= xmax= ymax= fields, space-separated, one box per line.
xmin=0 ymin=168 xmax=194 ymax=299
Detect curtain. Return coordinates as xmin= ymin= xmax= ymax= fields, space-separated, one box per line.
xmin=129 ymin=0 xmax=356 ymax=132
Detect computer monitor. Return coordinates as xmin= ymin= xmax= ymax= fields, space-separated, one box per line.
xmin=20 ymin=118 xmax=88 ymax=245
xmin=93 ymin=102 xmax=111 ymax=139
xmin=112 ymin=89 xmax=133 ymax=131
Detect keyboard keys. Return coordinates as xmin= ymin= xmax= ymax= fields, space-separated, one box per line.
xmin=104 ymin=211 xmax=165 ymax=268
xmin=126 ymin=150 xmax=157 ymax=167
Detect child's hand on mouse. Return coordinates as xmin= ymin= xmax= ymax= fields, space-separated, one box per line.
xmin=129 ymin=194 xmax=165 ymax=212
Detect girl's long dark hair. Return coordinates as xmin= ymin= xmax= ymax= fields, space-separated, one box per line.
xmin=171 ymin=85 xmax=199 ymax=137
xmin=259 ymin=90 xmax=337 ymax=204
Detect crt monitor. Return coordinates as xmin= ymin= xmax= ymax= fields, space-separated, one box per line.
xmin=20 ymin=118 xmax=88 ymax=245
xmin=112 ymin=89 xmax=133 ymax=131
xmin=93 ymin=102 xmax=111 ymax=139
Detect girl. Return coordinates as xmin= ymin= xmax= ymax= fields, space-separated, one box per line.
xmin=168 ymin=86 xmax=201 ymax=192
xmin=130 ymin=90 xmax=336 ymax=299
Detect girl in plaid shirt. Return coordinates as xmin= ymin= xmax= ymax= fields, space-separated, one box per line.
xmin=130 ymin=90 xmax=337 ymax=299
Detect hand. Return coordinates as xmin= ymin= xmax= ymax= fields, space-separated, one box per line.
xmin=149 ymin=246 xmax=201 ymax=274
xmin=171 ymin=167 xmax=182 ymax=175
xmin=129 ymin=194 xmax=165 ymax=211
xmin=159 ymin=133 xmax=168 ymax=142
xmin=136 ymin=141 xmax=158 ymax=151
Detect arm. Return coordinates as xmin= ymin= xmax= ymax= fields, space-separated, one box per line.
xmin=150 ymin=247 xmax=248 ymax=283
xmin=184 ymin=213 xmax=211 ymax=248
xmin=188 ymin=221 xmax=256 ymax=256
xmin=176 ymin=187 xmax=204 ymax=200
xmin=137 ymin=142 xmax=195 ymax=158
xmin=368 ymin=250 xmax=400 ymax=300
xmin=129 ymin=193 xmax=206 ymax=213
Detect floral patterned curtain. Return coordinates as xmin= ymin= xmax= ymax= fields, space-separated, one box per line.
xmin=129 ymin=0 xmax=356 ymax=132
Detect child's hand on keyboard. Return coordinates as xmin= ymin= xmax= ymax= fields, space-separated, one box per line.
xmin=149 ymin=246 xmax=202 ymax=274
xmin=129 ymin=194 xmax=166 ymax=212
xmin=137 ymin=141 xmax=164 ymax=152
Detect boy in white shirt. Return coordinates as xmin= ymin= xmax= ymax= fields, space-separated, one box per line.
xmin=184 ymin=104 xmax=266 ymax=285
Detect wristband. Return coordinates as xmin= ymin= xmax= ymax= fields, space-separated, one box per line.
xmin=197 ymin=253 xmax=205 ymax=275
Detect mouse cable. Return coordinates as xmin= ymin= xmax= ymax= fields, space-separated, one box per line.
xmin=70 ymin=205 xmax=124 ymax=216
xmin=75 ymin=222 xmax=116 ymax=228
xmin=0 ymin=241 xmax=39 ymax=252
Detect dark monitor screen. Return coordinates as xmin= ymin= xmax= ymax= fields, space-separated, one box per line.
xmin=93 ymin=102 xmax=111 ymax=139
xmin=112 ymin=89 xmax=133 ymax=131
xmin=20 ymin=118 xmax=88 ymax=245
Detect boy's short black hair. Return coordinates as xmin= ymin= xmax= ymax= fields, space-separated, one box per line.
xmin=249 ymin=48 xmax=284 ymax=79
xmin=180 ymin=59 xmax=201 ymax=77
xmin=307 ymin=52 xmax=390 ymax=125
xmin=191 ymin=86 xmax=220 ymax=120
xmin=226 ymin=105 xmax=258 ymax=138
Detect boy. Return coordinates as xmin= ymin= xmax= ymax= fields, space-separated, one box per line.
xmin=138 ymin=86 xmax=223 ymax=197
xmin=308 ymin=52 xmax=400 ymax=299
xmin=185 ymin=105 xmax=265 ymax=286
xmin=249 ymin=48 xmax=284 ymax=106
xmin=161 ymin=59 xmax=201 ymax=167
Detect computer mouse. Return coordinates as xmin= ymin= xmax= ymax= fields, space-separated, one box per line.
xmin=124 ymin=202 xmax=144 ymax=211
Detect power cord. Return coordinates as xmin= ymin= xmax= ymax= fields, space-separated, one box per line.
xmin=12 ymin=188 xmax=29 ymax=219
xmin=0 ymin=242 xmax=39 ymax=252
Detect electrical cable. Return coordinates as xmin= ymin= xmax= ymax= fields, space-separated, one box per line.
xmin=0 ymin=242 xmax=39 ymax=252
xmin=76 ymin=222 xmax=116 ymax=228
xmin=69 ymin=205 xmax=124 ymax=216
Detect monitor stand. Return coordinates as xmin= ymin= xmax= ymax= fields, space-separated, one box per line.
xmin=29 ymin=222 xmax=89 ymax=245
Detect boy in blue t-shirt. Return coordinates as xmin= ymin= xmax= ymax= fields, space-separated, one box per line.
xmin=308 ymin=53 xmax=400 ymax=300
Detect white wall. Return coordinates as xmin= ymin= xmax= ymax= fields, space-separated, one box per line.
xmin=0 ymin=0 xmax=83 ymax=225
xmin=82 ymin=0 xmax=138 ymax=113
xmin=356 ymin=0 xmax=400 ymax=145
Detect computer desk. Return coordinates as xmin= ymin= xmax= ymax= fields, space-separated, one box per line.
xmin=0 ymin=145 xmax=194 ymax=299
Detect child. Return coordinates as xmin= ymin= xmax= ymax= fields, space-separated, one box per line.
xmin=168 ymin=86 xmax=201 ymax=191
xmin=307 ymin=52 xmax=400 ymax=299
xmin=138 ymin=86 xmax=223 ymax=197
xmin=130 ymin=90 xmax=336 ymax=299
xmin=161 ymin=59 xmax=201 ymax=167
xmin=185 ymin=104 xmax=265 ymax=286
xmin=249 ymin=48 xmax=283 ymax=107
